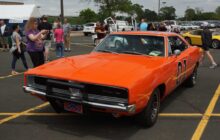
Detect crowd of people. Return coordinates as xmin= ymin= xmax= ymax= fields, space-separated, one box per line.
xmin=0 ymin=16 xmax=72 ymax=75
xmin=0 ymin=17 xmax=218 ymax=75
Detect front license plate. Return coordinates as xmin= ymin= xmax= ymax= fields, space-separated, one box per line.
xmin=64 ymin=102 xmax=83 ymax=114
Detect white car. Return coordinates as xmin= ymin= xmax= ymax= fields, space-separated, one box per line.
xmin=179 ymin=23 xmax=200 ymax=30
xmin=116 ymin=20 xmax=134 ymax=31
xmin=83 ymin=22 xmax=96 ymax=36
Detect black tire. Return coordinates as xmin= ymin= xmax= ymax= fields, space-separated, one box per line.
xmin=49 ymin=99 xmax=64 ymax=113
xmin=185 ymin=66 xmax=198 ymax=87
xmin=135 ymin=89 xmax=160 ymax=127
xmin=185 ymin=37 xmax=192 ymax=45
xmin=212 ymin=40 xmax=220 ymax=49
xmin=84 ymin=33 xmax=88 ymax=36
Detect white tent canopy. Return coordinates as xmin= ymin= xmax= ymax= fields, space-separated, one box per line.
xmin=0 ymin=4 xmax=41 ymax=21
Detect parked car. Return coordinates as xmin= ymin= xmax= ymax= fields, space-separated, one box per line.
xmin=71 ymin=25 xmax=83 ymax=31
xmin=179 ymin=23 xmax=200 ymax=31
xmin=23 ymin=31 xmax=202 ymax=127
xmin=83 ymin=22 xmax=96 ymax=36
xmin=182 ymin=29 xmax=220 ymax=49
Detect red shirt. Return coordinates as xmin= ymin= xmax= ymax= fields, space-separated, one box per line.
xmin=54 ymin=28 xmax=64 ymax=43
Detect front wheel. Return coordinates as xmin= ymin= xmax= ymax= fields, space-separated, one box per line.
xmin=84 ymin=33 xmax=89 ymax=36
xmin=212 ymin=40 xmax=220 ymax=49
xmin=135 ymin=89 xmax=160 ymax=127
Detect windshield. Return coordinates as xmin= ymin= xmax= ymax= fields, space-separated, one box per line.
xmin=94 ymin=35 xmax=165 ymax=57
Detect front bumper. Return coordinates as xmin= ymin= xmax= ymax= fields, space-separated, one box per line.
xmin=23 ymin=86 xmax=136 ymax=113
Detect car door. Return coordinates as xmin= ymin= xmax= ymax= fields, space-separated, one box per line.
xmin=168 ymin=36 xmax=192 ymax=88
xmin=190 ymin=30 xmax=202 ymax=45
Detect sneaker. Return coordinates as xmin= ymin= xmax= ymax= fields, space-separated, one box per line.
xmin=64 ymin=48 xmax=68 ymax=52
xmin=68 ymin=48 xmax=71 ymax=52
xmin=209 ymin=64 xmax=218 ymax=69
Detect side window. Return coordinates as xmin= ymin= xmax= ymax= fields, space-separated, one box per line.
xmin=191 ymin=30 xmax=202 ymax=35
xmin=168 ymin=36 xmax=188 ymax=54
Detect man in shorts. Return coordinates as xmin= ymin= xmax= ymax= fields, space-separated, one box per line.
xmin=0 ymin=20 xmax=10 ymax=51
xmin=201 ymin=23 xmax=218 ymax=69
xmin=38 ymin=16 xmax=52 ymax=62
xmin=63 ymin=18 xmax=71 ymax=52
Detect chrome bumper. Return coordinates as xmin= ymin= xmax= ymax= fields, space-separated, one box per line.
xmin=23 ymin=86 xmax=136 ymax=113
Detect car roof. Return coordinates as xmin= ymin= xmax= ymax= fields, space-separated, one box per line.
xmin=111 ymin=31 xmax=178 ymax=37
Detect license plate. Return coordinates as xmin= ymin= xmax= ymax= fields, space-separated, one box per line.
xmin=64 ymin=102 xmax=83 ymax=114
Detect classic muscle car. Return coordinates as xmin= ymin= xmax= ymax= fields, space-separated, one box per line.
xmin=23 ymin=31 xmax=202 ymax=127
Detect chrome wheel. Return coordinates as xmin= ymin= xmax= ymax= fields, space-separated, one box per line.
xmin=151 ymin=94 xmax=159 ymax=120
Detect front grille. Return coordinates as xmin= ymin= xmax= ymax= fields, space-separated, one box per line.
xmin=28 ymin=76 xmax=128 ymax=104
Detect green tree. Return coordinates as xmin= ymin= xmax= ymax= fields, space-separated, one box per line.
xmin=196 ymin=12 xmax=218 ymax=20
xmin=216 ymin=6 xmax=220 ymax=18
xmin=86 ymin=0 xmax=133 ymax=20
xmin=131 ymin=4 xmax=144 ymax=21
xmin=79 ymin=8 xmax=98 ymax=23
xmin=184 ymin=8 xmax=196 ymax=20
xmin=143 ymin=9 xmax=158 ymax=21
xmin=159 ymin=6 xmax=176 ymax=20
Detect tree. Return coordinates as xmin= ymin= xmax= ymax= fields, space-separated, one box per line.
xmin=79 ymin=8 xmax=98 ymax=23
xmin=216 ymin=6 xmax=220 ymax=16
xmin=143 ymin=9 xmax=158 ymax=21
xmin=131 ymin=4 xmax=144 ymax=21
xmin=159 ymin=6 xmax=176 ymax=20
xmin=184 ymin=8 xmax=196 ymax=20
xmin=195 ymin=7 xmax=203 ymax=15
xmin=95 ymin=0 xmax=133 ymax=17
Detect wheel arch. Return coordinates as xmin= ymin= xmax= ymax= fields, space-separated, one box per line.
xmin=157 ymin=84 xmax=166 ymax=99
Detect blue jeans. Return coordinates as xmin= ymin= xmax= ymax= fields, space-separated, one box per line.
xmin=56 ymin=42 xmax=64 ymax=58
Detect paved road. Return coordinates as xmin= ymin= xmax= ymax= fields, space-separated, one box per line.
xmin=0 ymin=36 xmax=220 ymax=140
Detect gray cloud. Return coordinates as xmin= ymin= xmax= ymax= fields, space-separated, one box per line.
xmin=1 ymin=0 xmax=220 ymax=16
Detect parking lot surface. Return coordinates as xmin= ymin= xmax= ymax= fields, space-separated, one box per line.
xmin=0 ymin=35 xmax=220 ymax=140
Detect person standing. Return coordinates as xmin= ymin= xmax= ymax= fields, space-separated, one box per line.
xmin=0 ymin=19 xmax=11 ymax=51
xmin=11 ymin=24 xmax=28 ymax=75
xmin=38 ymin=16 xmax=52 ymax=62
xmin=63 ymin=18 xmax=71 ymax=52
xmin=201 ymin=24 xmax=218 ymax=69
xmin=54 ymin=23 xmax=64 ymax=58
xmin=95 ymin=22 xmax=106 ymax=44
xmin=147 ymin=23 xmax=156 ymax=31
xmin=139 ymin=19 xmax=148 ymax=31
xmin=25 ymin=17 xmax=48 ymax=68
xmin=158 ymin=23 xmax=167 ymax=32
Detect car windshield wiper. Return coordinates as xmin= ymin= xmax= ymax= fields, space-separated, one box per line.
xmin=96 ymin=49 xmax=118 ymax=54
xmin=121 ymin=51 xmax=145 ymax=55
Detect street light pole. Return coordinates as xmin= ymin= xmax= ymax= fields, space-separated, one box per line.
xmin=158 ymin=0 xmax=160 ymax=14
xmin=60 ymin=0 xmax=64 ymax=23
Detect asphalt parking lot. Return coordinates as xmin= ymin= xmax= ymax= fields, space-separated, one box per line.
xmin=0 ymin=34 xmax=220 ymax=140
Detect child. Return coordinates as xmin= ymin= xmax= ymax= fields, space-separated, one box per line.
xmin=54 ymin=23 xmax=64 ymax=58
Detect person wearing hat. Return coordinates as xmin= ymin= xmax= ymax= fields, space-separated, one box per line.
xmin=201 ymin=23 xmax=218 ymax=69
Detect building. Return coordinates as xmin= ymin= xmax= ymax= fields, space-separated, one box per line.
xmin=0 ymin=1 xmax=24 ymax=5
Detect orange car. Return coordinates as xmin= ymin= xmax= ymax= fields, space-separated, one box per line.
xmin=23 ymin=31 xmax=202 ymax=127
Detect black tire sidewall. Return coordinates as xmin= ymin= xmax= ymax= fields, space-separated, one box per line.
xmin=135 ymin=89 xmax=160 ymax=127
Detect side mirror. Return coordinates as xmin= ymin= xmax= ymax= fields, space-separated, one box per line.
xmin=174 ymin=49 xmax=181 ymax=56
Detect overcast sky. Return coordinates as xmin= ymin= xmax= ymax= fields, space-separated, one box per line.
xmin=1 ymin=0 xmax=220 ymax=17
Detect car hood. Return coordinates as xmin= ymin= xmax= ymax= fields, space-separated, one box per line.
xmin=26 ymin=52 xmax=166 ymax=88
